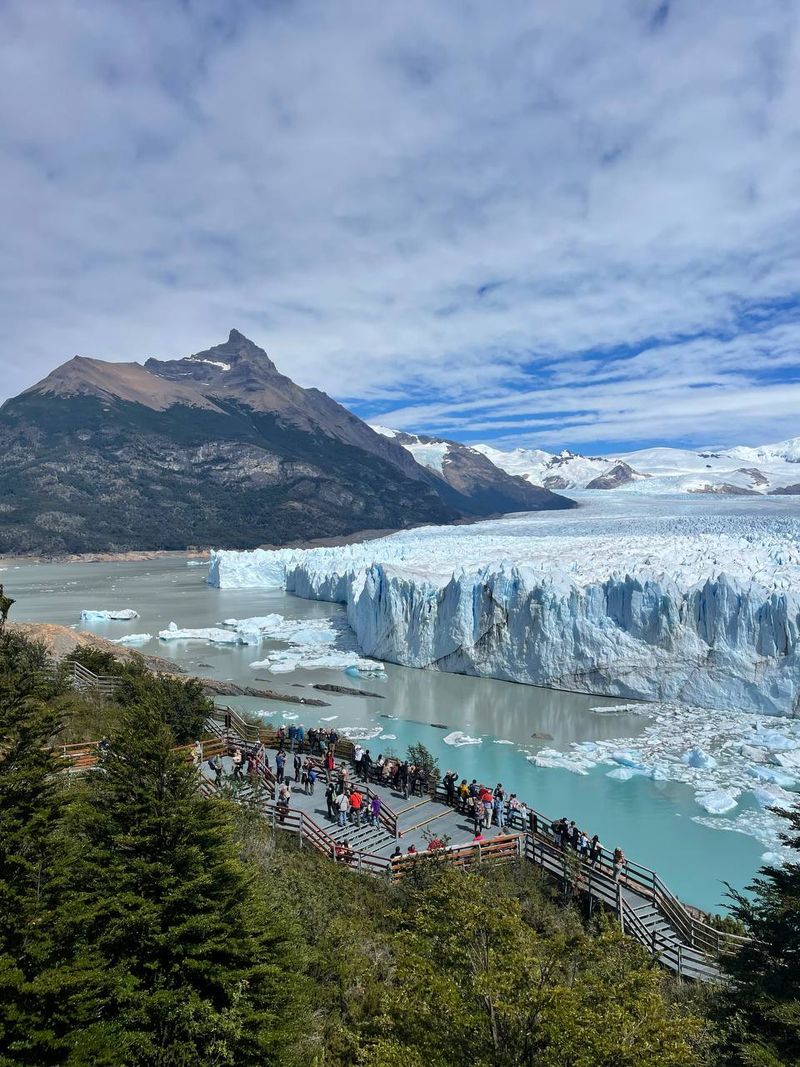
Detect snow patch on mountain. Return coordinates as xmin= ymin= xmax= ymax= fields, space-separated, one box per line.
xmin=475 ymin=436 xmax=800 ymax=495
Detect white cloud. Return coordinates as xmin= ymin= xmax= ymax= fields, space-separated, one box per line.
xmin=1 ymin=0 xmax=799 ymax=451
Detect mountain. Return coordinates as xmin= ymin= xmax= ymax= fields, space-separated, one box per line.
xmin=0 ymin=331 xmax=572 ymax=555
xmin=475 ymin=440 xmax=800 ymax=495
xmin=370 ymin=426 xmax=563 ymax=514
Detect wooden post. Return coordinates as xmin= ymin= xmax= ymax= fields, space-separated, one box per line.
xmin=617 ymin=884 xmax=625 ymax=933
xmin=298 ymin=812 xmax=304 ymax=848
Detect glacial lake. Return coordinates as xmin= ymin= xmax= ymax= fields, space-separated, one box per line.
xmin=3 ymin=555 xmax=769 ymax=913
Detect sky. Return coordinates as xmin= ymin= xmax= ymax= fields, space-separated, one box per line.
xmin=1 ymin=0 xmax=799 ymax=454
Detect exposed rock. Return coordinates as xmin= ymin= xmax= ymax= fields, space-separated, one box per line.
xmin=585 ymin=461 xmax=646 ymax=490
xmin=197 ymin=677 xmax=330 ymax=705
xmin=687 ymin=483 xmax=760 ymax=496
xmin=312 ymin=682 xmax=385 ymax=698
xmin=0 ymin=330 xmax=572 ymax=555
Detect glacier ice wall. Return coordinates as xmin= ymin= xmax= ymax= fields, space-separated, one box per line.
xmin=207 ymin=501 xmax=800 ymax=716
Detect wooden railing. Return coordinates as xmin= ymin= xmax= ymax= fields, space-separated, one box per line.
xmin=433 ymin=785 xmax=747 ymax=963
xmin=68 ymin=661 xmax=122 ymax=697
xmin=389 ymin=833 xmax=523 ymax=882
xmin=60 ymin=714 xmax=745 ymax=980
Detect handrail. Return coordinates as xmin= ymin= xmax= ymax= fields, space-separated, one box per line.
xmin=433 ymin=782 xmax=744 ymax=959
xmin=66 ymin=716 xmax=744 ymax=978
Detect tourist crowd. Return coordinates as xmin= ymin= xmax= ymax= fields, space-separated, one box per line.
xmin=196 ymin=735 xmax=626 ymax=880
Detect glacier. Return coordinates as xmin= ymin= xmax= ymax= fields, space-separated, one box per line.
xmin=208 ymin=495 xmax=800 ymax=716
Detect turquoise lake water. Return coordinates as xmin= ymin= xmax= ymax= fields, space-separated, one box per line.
xmin=3 ymin=555 xmax=768 ymax=913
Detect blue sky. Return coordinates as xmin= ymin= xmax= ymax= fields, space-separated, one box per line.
xmin=1 ymin=0 xmax=799 ymax=453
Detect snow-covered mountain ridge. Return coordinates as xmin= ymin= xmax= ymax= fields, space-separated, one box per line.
xmin=474 ymin=437 xmax=800 ymax=495
xmin=209 ymin=494 xmax=800 ymax=716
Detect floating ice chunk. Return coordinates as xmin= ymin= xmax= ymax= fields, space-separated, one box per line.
xmin=769 ymin=750 xmax=800 ymax=769
xmin=761 ymin=851 xmax=785 ymax=866
xmin=529 ymin=748 xmax=594 ymax=774
xmin=695 ymin=788 xmax=739 ymax=814
xmin=281 ymin=712 xmax=299 ymax=720
xmin=751 ymin=783 xmax=795 ymax=809
xmin=443 ymin=731 xmax=482 ymax=747
xmin=345 ymin=664 xmax=387 ymax=679
xmin=379 ymin=733 xmax=396 ymax=740
xmin=740 ymin=744 xmax=768 ymax=762
xmin=590 ymin=703 xmax=649 ymax=715
xmin=750 ymin=729 xmax=799 ymax=752
xmin=319 ymin=715 xmax=338 ymax=722
xmin=338 ymin=726 xmax=383 ymax=741
xmin=610 ymin=751 xmax=647 ymax=769
xmin=159 ymin=626 xmax=244 ymax=644
xmin=745 ymin=765 xmax=796 ymax=787
xmin=113 ymin=633 xmax=152 ymax=645
xmin=682 ymin=747 xmax=718 ymax=769
xmin=81 ymin=609 xmax=139 ymax=621
xmin=186 ymin=560 xmax=209 ymax=567
xmin=493 ymin=739 xmax=515 ymax=745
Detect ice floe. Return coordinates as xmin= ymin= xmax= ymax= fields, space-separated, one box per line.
xmin=524 ymin=699 xmax=799 ymax=856
xmin=113 ymin=633 xmax=153 ymax=645
xmin=81 ymin=609 xmax=139 ymax=621
xmin=443 ymin=731 xmax=483 ymax=747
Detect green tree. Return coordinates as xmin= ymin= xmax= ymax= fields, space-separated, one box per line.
xmin=715 ymin=806 xmax=800 ymax=1066
xmin=113 ymin=670 xmax=212 ymax=744
xmin=61 ymin=697 xmax=306 ymax=1065
xmin=365 ymin=867 xmax=706 ymax=1067
xmin=406 ymin=741 xmax=439 ymax=782
xmin=65 ymin=648 xmax=211 ymax=743
xmin=0 ymin=628 xmax=99 ymax=1065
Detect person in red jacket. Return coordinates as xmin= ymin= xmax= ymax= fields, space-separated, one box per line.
xmin=349 ymin=788 xmax=363 ymax=827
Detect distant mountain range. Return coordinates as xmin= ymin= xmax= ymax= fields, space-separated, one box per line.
xmin=473 ymin=441 xmax=800 ymax=496
xmin=0 ymin=331 xmax=571 ymax=555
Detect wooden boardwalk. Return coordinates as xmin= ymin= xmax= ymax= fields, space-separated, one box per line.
xmin=195 ymin=709 xmax=748 ymax=983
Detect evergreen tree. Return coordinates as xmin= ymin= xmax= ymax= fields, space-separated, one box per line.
xmin=62 ymin=694 xmax=305 ymax=1065
xmin=0 ymin=628 xmax=89 ymax=1065
xmin=716 ymin=806 xmax=800 ymax=1066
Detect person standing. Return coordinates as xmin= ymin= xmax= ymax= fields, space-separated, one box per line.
xmin=277 ymin=782 xmax=290 ymax=823
xmin=349 ymin=789 xmax=363 ymax=827
xmin=325 ymin=781 xmax=337 ymax=821
xmin=370 ymin=793 xmax=382 ymax=827
xmin=275 ymin=748 xmax=286 ymax=783
xmin=306 ymin=764 xmax=317 ymax=796
xmin=211 ymin=753 xmax=223 ymax=786
xmin=232 ymin=747 xmax=243 ymax=781
xmin=293 ymin=752 xmax=302 ymax=783
xmin=362 ymin=749 xmax=373 ymax=781
xmin=613 ymin=846 xmax=626 ymax=882
xmin=336 ymin=789 xmax=350 ymax=828
xmin=288 ymin=724 xmax=297 ymax=753
xmin=589 ymin=835 xmax=602 ymax=867
xmin=353 ymin=743 xmax=364 ymax=780
xmin=192 ymin=740 xmax=203 ymax=767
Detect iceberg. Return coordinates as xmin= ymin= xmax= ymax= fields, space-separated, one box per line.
xmin=694 ymin=788 xmax=739 ymax=814
xmin=681 ymin=747 xmax=718 ymax=769
xmin=113 ymin=633 xmax=153 ymax=645
xmin=443 ymin=731 xmax=482 ymax=747
xmin=159 ymin=623 xmax=244 ymax=644
xmin=81 ymin=609 xmax=139 ymax=621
